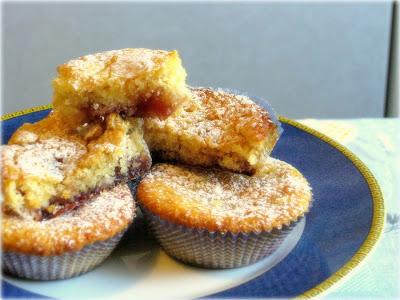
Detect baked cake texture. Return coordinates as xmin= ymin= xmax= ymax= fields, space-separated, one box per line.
xmin=3 ymin=184 xmax=135 ymax=256
xmin=137 ymin=158 xmax=312 ymax=233
xmin=144 ymin=87 xmax=280 ymax=174
xmin=2 ymin=111 xmax=151 ymax=220
xmin=52 ymin=48 xmax=190 ymax=124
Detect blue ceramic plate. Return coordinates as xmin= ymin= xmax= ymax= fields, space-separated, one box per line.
xmin=1 ymin=107 xmax=384 ymax=299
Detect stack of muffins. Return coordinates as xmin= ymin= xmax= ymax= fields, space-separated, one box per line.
xmin=2 ymin=48 xmax=312 ymax=280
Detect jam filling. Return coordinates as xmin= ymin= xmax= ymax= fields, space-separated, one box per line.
xmin=135 ymin=95 xmax=173 ymax=119
xmin=84 ymin=90 xmax=173 ymax=121
xmin=35 ymin=155 xmax=151 ymax=221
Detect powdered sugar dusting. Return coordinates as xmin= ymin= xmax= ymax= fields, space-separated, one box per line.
xmin=149 ymin=87 xmax=275 ymax=146
xmin=3 ymin=184 xmax=135 ymax=255
xmin=142 ymin=157 xmax=312 ymax=232
xmin=12 ymin=130 xmax=38 ymax=144
xmin=3 ymin=138 xmax=85 ymax=181
xmin=63 ymin=48 xmax=168 ymax=86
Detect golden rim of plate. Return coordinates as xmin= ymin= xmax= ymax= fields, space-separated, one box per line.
xmin=1 ymin=106 xmax=385 ymax=298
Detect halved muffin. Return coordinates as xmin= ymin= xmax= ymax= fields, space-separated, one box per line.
xmin=144 ymin=87 xmax=281 ymax=174
xmin=137 ymin=158 xmax=312 ymax=268
xmin=2 ymin=111 xmax=151 ymax=220
xmin=52 ymin=48 xmax=190 ymax=125
xmin=3 ymin=184 xmax=135 ymax=280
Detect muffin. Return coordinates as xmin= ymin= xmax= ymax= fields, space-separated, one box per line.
xmin=52 ymin=48 xmax=190 ymax=125
xmin=144 ymin=87 xmax=281 ymax=174
xmin=2 ymin=184 xmax=135 ymax=280
xmin=2 ymin=111 xmax=151 ymax=220
xmin=137 ymin=158 xmax=312 ymax=268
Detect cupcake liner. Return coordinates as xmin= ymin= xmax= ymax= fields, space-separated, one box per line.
xmin=141 ymin=207 xmax=303 ymax=269
xmin=3 ymin=230 xmax=125 ymax=280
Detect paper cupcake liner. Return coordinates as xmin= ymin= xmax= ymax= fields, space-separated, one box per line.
xmin=3 ymin=230 xmax=125 ymax=280
xmin=141 ymin=207 xmax=302 ymax=269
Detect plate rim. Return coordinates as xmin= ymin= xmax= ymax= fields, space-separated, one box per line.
xmin=1 ymin=106 xmax=385 ymax=299
xmin=279 ymin=116 xmax=384 ymax=298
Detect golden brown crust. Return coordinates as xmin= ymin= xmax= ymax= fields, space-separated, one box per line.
xmin=144 ymin=87 xmax=279 ymax=174
xmin=3 ymin=184 xmax=135 ymax=256
xmin=52 ymin=48 xmax=190 ymax=124
xmin=2 ymin=111 xmax=150 ymax=219
xmin=137 ymin=158 xmax=312 ymax=233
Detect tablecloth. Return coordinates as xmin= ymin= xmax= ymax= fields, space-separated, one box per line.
xmin=299 ymin=118 xmax=400 ymax=299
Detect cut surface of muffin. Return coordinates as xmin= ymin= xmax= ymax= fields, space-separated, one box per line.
xmin=3 ymin=184 xmax=135 ymax=256
xmin=2 ymin=111 xmax=151 ymax=220
xmin=52 ymin=48 xmax=190 ymax=125
xmin=144 ymin=87 xmax=280 ymax=174
xmin=137 ymin=158 xmax=312 ymax=233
